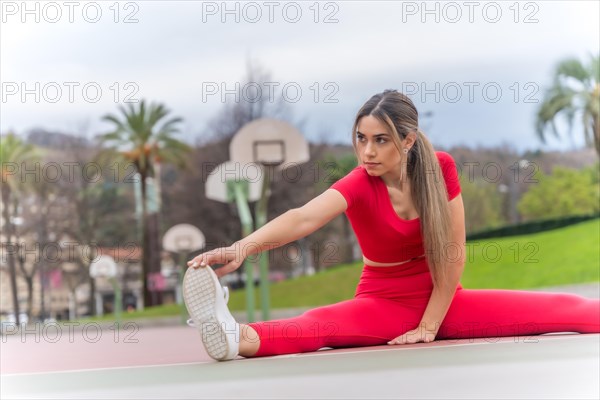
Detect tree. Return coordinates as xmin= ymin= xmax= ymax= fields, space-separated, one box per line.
xmin=204 ymin=58 xmax=294 ymax=142
xmin=315 ymin=153 xmax=358 ymax=264
xmin=0 ymin=133 xmax=38 ymax=324
xmin=60 ymin=137 xmax=136 ymax=317
xmin=517 ymin=165 xmax=600 ymax=221
xmin=536 ymin=54 xmax=600 ymax=157
xmin=100 ymin=101 xmax=190 ymax=307
xmin=459 ymin=176 xmax=503 ymax=234
xmin=14 ymin=177 xmax=61 ymax=320
xmin=21 ymin=129 xmax=138 ymax=318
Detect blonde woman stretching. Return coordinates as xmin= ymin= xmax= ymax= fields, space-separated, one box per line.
xmin=183 ymin=90 xmax=600 ymax=361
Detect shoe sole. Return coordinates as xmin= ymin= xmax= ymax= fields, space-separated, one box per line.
xmin=183 ymin=267 xmax=237 ymax=361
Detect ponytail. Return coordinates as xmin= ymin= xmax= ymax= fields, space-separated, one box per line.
xmin=409 ymin=130 xmax=452 ymax=288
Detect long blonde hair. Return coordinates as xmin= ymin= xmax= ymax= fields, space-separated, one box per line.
xmin=351 ymin=90 xmax=452 ymax=287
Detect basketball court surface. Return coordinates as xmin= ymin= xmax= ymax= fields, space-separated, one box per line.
xmin=2 ymin=323 xmax=599 ymax=399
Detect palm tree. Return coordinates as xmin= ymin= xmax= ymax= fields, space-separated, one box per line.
xmin=0 ymin=133 xmax=38 ymax=324
xmin=536 ymin=54 xmax=600 ymax=157
xmin=101 ymin=101 xmax=190 ymax=307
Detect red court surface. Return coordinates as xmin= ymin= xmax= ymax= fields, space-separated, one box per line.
xmin=1 ymin=324 xmax=212 ymax=375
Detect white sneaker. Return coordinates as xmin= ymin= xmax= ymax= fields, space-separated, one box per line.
xmin=183 ymin=266 xmax=240 ymax=361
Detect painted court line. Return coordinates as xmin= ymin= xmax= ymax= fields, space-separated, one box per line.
xmin=269 ymin=333 xmax=581 ymax=358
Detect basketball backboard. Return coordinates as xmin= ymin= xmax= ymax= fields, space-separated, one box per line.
xmin=205 ymin=161 xmax=263 ymax=203
xmin=89 ymin=255 xmax=118 ymax=278
xmin=229 ymin=118 xmax=309 ymax=169
xmin=162 ymin=224 xmax=205 ymax=253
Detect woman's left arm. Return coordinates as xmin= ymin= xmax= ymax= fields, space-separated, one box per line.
xmin=389 ymin=194 xmax=466 ymax=345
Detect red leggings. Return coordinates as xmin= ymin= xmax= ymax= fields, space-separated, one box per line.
xmin=247 ymin=260 xmax=600 ymax=357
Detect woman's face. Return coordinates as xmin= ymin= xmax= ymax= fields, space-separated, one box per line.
xmin=356 ymin=115 xmax=402 ymax=180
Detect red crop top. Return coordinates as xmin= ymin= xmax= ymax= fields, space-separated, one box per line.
xmin=330 ymin=151 xmax=461 ymax=264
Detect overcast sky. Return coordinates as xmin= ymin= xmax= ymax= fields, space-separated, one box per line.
xmin=1 ymin=0 xmax=598 ymax=152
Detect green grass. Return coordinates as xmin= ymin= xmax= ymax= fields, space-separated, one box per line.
xmin=227 ymin=218 xmax=600 ymax=310
xmin=460 ymin=218 xmax=600 ymax=289
xmin=78 ymin=219 xmax=599 ymax=321
xmin=227 ymin=262 xmax=364 ymax=310
xmin=76 ymin=303 xmax=183 ymax=323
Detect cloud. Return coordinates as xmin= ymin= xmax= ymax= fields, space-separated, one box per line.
xmin=1 ymin=0 xmax=598 ymax=152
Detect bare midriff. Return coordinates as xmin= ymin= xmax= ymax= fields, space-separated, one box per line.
xmin=362 ymin=254 xmax=425 ymax=267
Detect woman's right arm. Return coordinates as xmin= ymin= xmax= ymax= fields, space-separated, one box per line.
xmin=187 ymin=188 xmax=348 ymax=277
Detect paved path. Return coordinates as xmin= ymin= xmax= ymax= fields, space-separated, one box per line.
xmin=530 ymin=282 xmax=599 ymax=299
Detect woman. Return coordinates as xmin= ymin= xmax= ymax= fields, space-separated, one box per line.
xmin=184 ymin=90 xmax=600 ymax=361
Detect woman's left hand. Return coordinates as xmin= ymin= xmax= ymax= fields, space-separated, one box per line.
xmin=388 ymin=324 xmax=438 ymax=345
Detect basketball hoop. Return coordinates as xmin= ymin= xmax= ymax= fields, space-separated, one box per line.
xmin=89 ymin=255 xmax=118 ymax=278
xmin=206 ymin=161 xmax=264 ymax=203
xmin=209 ymin=118 xmax=310 ymax=323
xmin=162 ymin=224 xmax=205 ymax=253
xmin=230 ymin=118 xmax=309 ymax=170
xmin=253 ymin=140 xmax=285 ymax=166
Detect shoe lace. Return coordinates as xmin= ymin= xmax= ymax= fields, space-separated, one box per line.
xmin=186 ymin=286 xmax=230 ymax=328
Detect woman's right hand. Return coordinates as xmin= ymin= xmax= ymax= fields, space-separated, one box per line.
xmin=187 ymin=246 xmax=245 ymax=278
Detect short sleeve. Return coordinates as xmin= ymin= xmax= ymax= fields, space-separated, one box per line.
xmin=437 ymin=152 xmax=461 ymax=201
xmin=330 ymin=166 xmax=367 ymax=210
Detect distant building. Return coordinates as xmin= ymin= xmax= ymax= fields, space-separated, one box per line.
xmin=0 ymin=242 xmax=181 ymax=321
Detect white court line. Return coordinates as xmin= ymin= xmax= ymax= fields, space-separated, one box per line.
xmin=252 ymin=333 xmax=587 ymax=359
